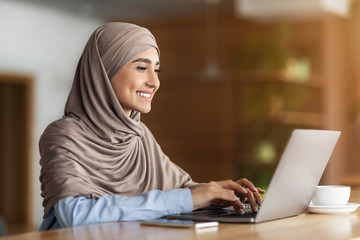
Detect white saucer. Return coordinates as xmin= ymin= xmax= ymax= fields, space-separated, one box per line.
xmin=308 ymin=202 xmax=360 ymax=214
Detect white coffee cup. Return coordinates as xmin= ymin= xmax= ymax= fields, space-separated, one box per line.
xmin=311 ymin=185 xmax=351 ymax=206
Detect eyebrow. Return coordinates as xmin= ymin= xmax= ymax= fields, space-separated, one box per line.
xmin=132 ymin=58 xmax=160 ymax=65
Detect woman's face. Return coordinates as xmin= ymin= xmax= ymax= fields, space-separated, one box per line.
xmin=110 ymin=47 xmax=160 ymax=117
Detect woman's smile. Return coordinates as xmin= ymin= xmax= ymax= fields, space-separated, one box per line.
xmin=136 ymin=91 xmax=152 ymax=101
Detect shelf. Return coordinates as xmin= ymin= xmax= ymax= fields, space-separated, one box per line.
xmin=236 ymin=158 xmax=279 ymax=167
xmin=233 ymin=70 xmax=323 ymax=89
xmin=279 ymin=111 xmax=322 ymax=126
xmin=237 ymin=111 xmax=323 ymax=127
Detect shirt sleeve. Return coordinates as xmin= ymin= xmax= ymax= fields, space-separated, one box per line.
xmin=52 ymin=188 xmax=193 ymax=228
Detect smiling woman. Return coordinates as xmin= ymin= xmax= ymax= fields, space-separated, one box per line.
xmin=38 ymin=22 xmax=263 ymax=231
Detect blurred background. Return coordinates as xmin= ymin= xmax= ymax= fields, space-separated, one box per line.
xmin=1 ymin=0 xmax=360 ymax=235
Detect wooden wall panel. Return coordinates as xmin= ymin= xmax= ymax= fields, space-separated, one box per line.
xmin=134 ymin=3 xmax=360 ymax=185
xmin=136 ymin=14 xmax=235 ymax=182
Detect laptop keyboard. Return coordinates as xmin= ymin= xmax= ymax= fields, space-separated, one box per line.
xmin=192 ymin=202 xmax=259 ymax=217
xmin=243 ymin=203 xmax=258 ymax=214
xmin=167 ymin=202 xmax=261 ymax=222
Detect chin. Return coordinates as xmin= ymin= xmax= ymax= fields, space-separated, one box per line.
xmin=138 ymin=108 xmax=151 ymax=114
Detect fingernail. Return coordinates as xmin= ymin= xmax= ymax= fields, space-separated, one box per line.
xmin=254 ymin=207 xmax=258 ymax=212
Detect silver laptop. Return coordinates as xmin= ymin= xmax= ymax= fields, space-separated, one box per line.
xmin=167 ymin=129 xmax=341 ymax=223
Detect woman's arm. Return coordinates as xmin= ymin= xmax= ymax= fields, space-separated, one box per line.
xmin=53 ymin=188 xmax=192 ymax=228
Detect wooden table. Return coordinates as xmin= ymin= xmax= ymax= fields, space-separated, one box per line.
xmin=3 ymin=188 xmax=360 ymax=240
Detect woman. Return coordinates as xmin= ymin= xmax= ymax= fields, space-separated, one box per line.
xmin=39 ymin=22 xmax=264 ymax=230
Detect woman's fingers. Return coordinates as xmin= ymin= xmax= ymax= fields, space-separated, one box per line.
xmin=232 ymin=201 xmax=245 ymax=214
xmin=253 ymin=189 xmax=263 ymax=206
xmin=191 ymin=179 xmax=265 ymax=214
xmin=235 ymin=178 xmax=266 ymax=212
xmin=191 ymin=181 xmax=243 ymax=210
xmin=236 ymin=178 xmax=258 ymax=192
xmin=257 ymin=187 xmax=266 ymax=194
xmin=237 ymin=178 xmax=265 ymax=194
xmin=208 ymin=182 xmax=239 ymax=202
xmin=246 ymin=191 xmax=259 ymax=212
xmin=218 ymin=180 xmax=248 ymax=194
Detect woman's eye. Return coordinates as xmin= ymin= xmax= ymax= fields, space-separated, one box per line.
xmin=137 ymin=66 xmax=147 ymax=71
xmin=155 ymin=69 xmax=161 ymax=74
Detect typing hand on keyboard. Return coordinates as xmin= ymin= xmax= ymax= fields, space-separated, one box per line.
xmin=190 ymin=178 xmax=265 ymax=215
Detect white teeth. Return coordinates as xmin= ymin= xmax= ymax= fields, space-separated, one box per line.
xmin=137 ymin=92 xmax=151 ymax=98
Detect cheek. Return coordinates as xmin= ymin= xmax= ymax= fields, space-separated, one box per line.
xmin=155 ymin=79 xmax=160 ymax=91
xmin=111 ymin=82 xmax=129 ymax=103
xmin=111 ymin=82 xmax=122 ymax=98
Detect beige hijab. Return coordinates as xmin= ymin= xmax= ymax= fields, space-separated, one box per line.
xmin=39 ymin=22 xmax=197 ymax=217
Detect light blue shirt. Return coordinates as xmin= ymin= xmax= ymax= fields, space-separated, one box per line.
xmin=39 ymin=188 xmax=193 ymax=231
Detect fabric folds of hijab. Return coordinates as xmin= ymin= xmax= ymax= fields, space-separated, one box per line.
xmin=39 ymin=22 xmax=197 ymax=217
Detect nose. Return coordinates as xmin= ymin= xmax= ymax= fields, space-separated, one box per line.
xmin=146 ymin=71 xmax=160 ymax=89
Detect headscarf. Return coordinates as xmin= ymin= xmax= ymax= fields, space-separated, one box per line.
xmin=39 ymin=22 xmax=197 ymax=217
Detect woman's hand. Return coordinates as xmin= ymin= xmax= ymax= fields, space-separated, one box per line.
xmin=190 ymin=178 xmax=265 ymax=214
xmin=235 ymin=178 xmax=265 ymax=212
